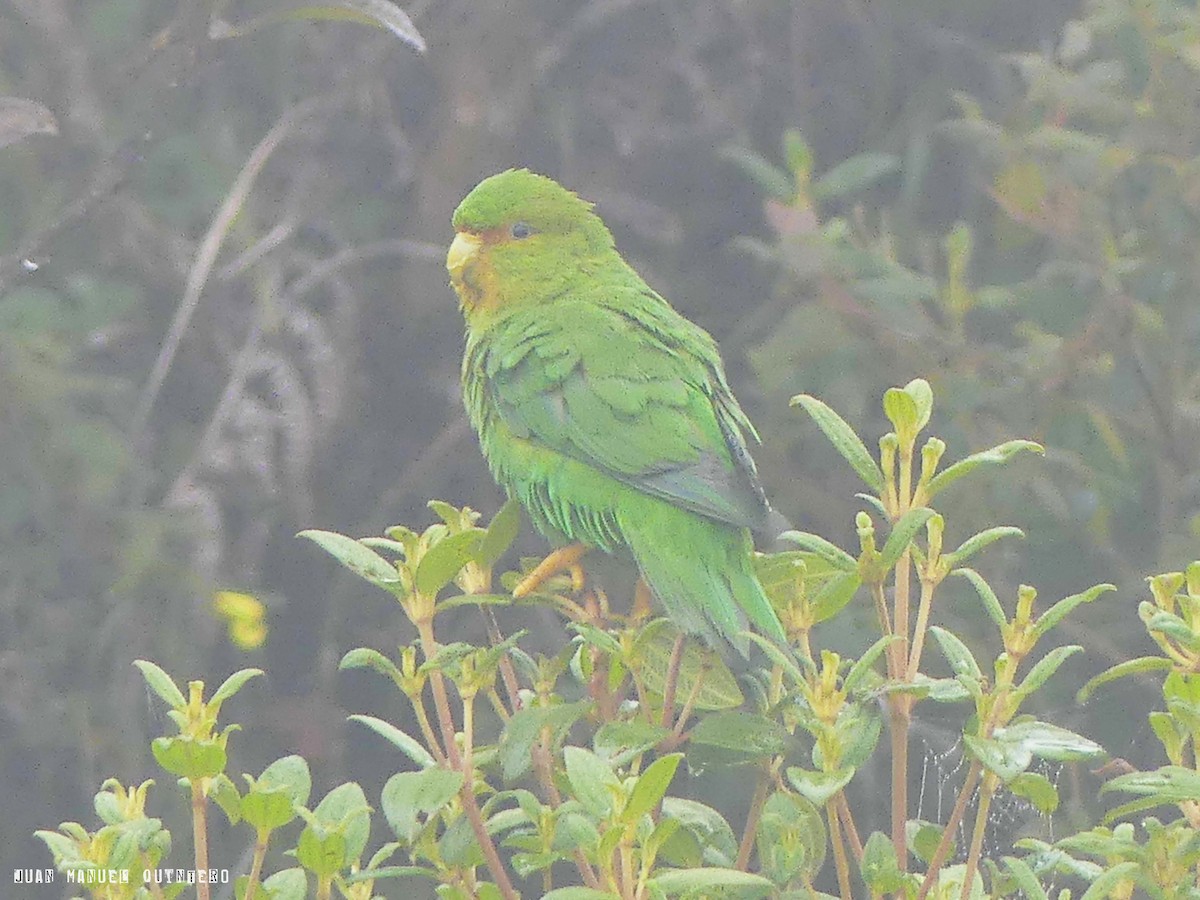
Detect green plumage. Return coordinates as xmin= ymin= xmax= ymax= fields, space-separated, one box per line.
xmin=450 ymin=169 xmax=785 ymax=654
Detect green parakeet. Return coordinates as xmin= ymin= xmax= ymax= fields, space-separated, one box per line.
xmin=446 ymin=169 xmax=785 ymax=655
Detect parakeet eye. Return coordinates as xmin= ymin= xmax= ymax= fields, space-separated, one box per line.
xmin=510 ymin=221 xmax=534 ymax=239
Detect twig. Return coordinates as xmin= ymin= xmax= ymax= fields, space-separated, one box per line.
xmin=129 ymin=96 xmax=335 ymax=440
xmin=190 ymin=780 xmax=211 ymax=900
xmin=660 ymin=633 xmax=686 ymax=729
xmin=826 ymin=798 xmax=854 ymax=900
xmin=836 ymin=791 xmax=864 ymax=862
xmin=915 ymin=759 xmax=983 ymax=900
xmin=417 ymin=620 xmax=519 ymax=900
xmin=734 ymin=771 xmax=770 ymax=871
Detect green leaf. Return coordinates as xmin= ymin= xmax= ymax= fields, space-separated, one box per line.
xmin=563 ymin=747 xmax=621 ymax=819
xmin=786 ymin=767 xmax=854 ymax=806
xmin=1016 ymin=645 xmax=1081 ymax=698
xmin=434 ymin=593 xmax=512 ymax=614
xmin=951 ymin=568 xmax=1007 ymax=628
xmin=260 ymin=868 xmax=308 ymax=900
xmin=814 ymin=152 xmax=900 ymax=200
xmin=342 ymin=865 xmax=439 ymax=884
xmin=756 ymin=791 xmax=825 ymax=886
xmin=946 ymin=526 xmax=1024 ymax=566
xmin=415 ymin=530 xmax=484 ymax=596
xmin=777 ymin=531 xmax=857 ymax=572
xmin=925 ymin=441 xmax=1043 ymax=498
xmin=476 ymin=498 xmax=522 ymax=568
xmin=844 ymin=636 xmax=895 ymax=695
xmin=853 ymin=272 xmax=938 ymax=307
xmin=647 ymin=868 xmax=774 ymax=898
xmin=883 ymin=388 xmax=918 ymax=436
xmin=860 ymin=830 xmax=905 ymax=894
xmin=210 ymin=667 xmax=263 ymax=709
xmin=878 ymin=507 xmax=935 ymax=570
xmin=499 ymin=701 xmax=590 ymax=781
xmin=35 ymin=829 xmax=81 ymax=863
xmin=541 ymin=890 xmax=620 ymax=900
xmin=339 ymin=648 xmax=402 ymax=682
xmin=594 ymin=721 xmax=671 ymax=767
xmin=835 ymin=704 xmax=884 ymax=769
xmin=298 ymin=530 xmax=401 ymax=586
xmin=258 ymin=755 xmax=312 ymax=806
xmin=1077 ymin=656 xmax=1172 ymax=703
xmin=929 ymin=626 xmax=983 ymax=681
xmin=964 ymin=733 xmax=1031 ymax=782
xmin=622 ymin=754 xmax=682 ymax=825
xmin=1032 ymin=583 xmax=1116 ymax=639
xmin=439 ymin=813 xmax=486 ymax=868
xmin=790 ymin=395 xmax=884 ymax=491
xmin=311 ymin=782 xmax=371 ymax=863
xmin=904 ymin=379 xmax=934 ymax=432
xmin=811 ymin=571 xmax=862 ymax=622
xmin=719 ymin=146 xmax=795 ymax=201
xmin=296 ymin=826 xmax=348 ymax=878
xmin=1008 ymin=772 xmax=1059 ymax=814
xmin=661 ymin=798 xmax=739 ymax=868
xmin=242 ymin=783 xmax=297 ymax=833
xmin=381 ymin=768 xmax=464 ymax=844
xmin=151 ymin=735 xmax=227 ymax=779
xmin=996 ymin=720 xmax=1105 ymax=763
xmin=687 ymin=711 xmax=788 ymax=771
xmin=209 ymin=773 xmax=242 ymax=825
xmin=1101 ymin=765 xmax=1200 ymax=801
xmin=349 ymin=715 xmax=436 ymax=769
xmin=211 ymin=0 xmax=426 ymax=52
xmin=783 ymin=129 xmax=813 ymax=182
xmin=907 ymin=820 xmax=947 ymax=866
xmin=1077 ymin=861 xmax=1142 ymax=900
xmin=133 ymin=660 xmax=187 ymax=709
xmin=1000 ymin=857 xmax=1048 ymax=900
xmin=633 ymin=620 xmax=744 ymax=711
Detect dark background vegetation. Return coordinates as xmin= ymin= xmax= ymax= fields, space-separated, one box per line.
xmin=3 ymin=0 xmax=1198 ymax=891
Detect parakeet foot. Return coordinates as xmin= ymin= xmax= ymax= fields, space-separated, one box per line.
xmin=513 ymin=542 xmax=588 ymax=597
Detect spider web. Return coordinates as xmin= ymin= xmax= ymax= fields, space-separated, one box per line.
xmin=914 ymin=725 xmax=1062 ymax=864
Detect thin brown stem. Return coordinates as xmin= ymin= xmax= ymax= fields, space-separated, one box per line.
xmin=891 ymin=552 xmax=914 ymax=873
xmin=484 ymin=606 xmax=522 ymax=715
xmin=906 ymin=576 xmax=938 ymax=681
xmin=735 ymin=771 xmax=771 ymax=871
xmin=410 ymin=686 xmax=446 ymax=764
xmin=661 ymin=634 xmax=686 ymax=729
xmin=242 ymin=832 xmax=268 ymax=900
xmin=915 ymin=759 xmax=983 ymax=900
xmin=191 ymin=781 xmax=211 ymax=900
xmin=141 ymin=854 xmax=167 ymax=900
xmin=671 ymin=666 xmax=705 ymax=738
xmin=417 ymin=619 xmax=519 ymax=900
xmin=532 ymin=720 xmax=602 ymax=889
xmin=959 ymin=774 xmax=997 ymax=900
xmin=836 ymin=791 xmax=864 ymax=862
xmin=871 ymin=582 xmax=895 ymax=637
xmin=826 ymin=798 xmax=854 ymax=900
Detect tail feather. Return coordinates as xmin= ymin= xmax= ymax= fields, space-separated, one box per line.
xmin=619 ymin=501 xmax=786 ymax=656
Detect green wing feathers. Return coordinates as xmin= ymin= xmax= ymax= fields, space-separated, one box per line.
xmin=472 ymin=290 xmax=772 ymax=530
xmin=463 ymin=282 xmax=786 ymax=651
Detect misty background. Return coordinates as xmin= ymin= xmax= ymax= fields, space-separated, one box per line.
xmin=2 ymin=0 xmax=1195 ymax=891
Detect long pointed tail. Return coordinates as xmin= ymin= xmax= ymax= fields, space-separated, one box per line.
xmin=619 ymin=501 xmax=785 ymax=656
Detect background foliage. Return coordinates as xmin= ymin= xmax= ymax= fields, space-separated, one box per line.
xmin=3 ymin=0 xmax=1197 ymax=890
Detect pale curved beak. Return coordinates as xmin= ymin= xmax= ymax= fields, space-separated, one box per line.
xmin=446 ymin=231 xmax=482 ymax=278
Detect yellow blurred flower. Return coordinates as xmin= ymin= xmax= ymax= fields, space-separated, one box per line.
xmin=212 ymin=591 xmax=267 ymax=650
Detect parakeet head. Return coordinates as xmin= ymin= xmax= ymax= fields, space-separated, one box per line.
xmin=447 ymin=169 xmax=616 ymax=319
